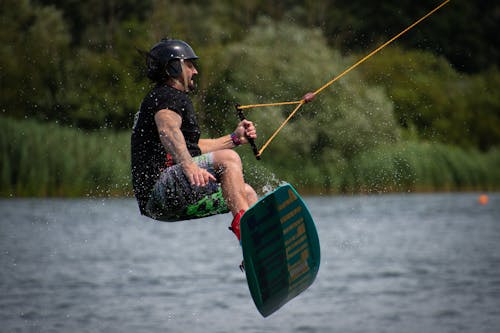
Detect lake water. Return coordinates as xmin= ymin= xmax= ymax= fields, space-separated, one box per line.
xmin=1 ymin=193 xmax=499 ymax=333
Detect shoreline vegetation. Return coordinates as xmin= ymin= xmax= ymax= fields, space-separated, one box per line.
xmin=3 ymin=1 xmax=499 ymax=199
xmin=2 ymin=117 xmax=499 ymax=198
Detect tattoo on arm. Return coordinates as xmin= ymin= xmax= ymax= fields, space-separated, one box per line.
xmin=155 ymin=110 xmax=193 ymax=165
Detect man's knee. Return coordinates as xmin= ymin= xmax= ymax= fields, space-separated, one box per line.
xmin=213 ymin=149 xmax=242 ymax=169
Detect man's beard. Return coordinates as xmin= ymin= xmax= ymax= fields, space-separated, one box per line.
xmin=187 ymin=79 xmax=196 ymax=92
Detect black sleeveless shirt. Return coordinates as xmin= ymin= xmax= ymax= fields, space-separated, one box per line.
xmin=131 ymin=84 xmax=201 ymax=214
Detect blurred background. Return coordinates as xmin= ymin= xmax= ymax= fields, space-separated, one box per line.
xmin=1 ymin=0 xmax=499 ymax=196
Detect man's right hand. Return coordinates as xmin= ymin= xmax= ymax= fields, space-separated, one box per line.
xmin=182 ymin=161 xmax=216 ymax=187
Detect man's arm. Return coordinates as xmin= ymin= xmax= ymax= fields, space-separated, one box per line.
xmin=198 ymin=119 xmax=257 ymax=153
xmin=198 ymin=135 xmax=234 ymax=153
xmin=155 ymin=109 xmax=215 ymax=186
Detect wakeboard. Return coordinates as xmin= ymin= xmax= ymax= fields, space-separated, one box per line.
xmin=240 ymin=183 xmax=320 ymax=317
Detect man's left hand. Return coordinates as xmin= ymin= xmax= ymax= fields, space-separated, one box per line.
xmin=234 ymin=119 xmax=257 ymax=144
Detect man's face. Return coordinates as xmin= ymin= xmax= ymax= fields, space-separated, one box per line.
xmin=182 ymin=60 xmax=198 ymax=91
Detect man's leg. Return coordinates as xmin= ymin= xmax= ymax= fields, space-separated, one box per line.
xmin=244 ymin=183 xmax=258 ymax=207
xmin=212 ymin=149 xmax=258 ymax=267
xmin=212 ymin=149 xmax=257 ymax=216
xmin=145 ymin=153 xmax=231 ymax=222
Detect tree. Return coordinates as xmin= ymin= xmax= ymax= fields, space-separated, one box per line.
xmin=0 ymin=0 xmax=70 ymax=122
xmin=326 ymin=0 xmax=500 ymax=73
xmin=203 ymin=19 xmax=400 ymax=188
xmin=62 ymin=19 xmax=151 ymax=129
xmin=464 ymin=68 xmax=500 ymax=150
xmin=33 ymin=0 xmax=153 ymax=47
xmin=361 ymin=46 xmax=500 ymax=150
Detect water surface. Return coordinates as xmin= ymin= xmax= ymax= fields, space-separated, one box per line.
xmin=1 ymin=193 xmax=499 ymax=332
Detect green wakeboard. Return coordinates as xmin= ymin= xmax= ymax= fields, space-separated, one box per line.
xmin=240 ymin=183 xmax=321 ymax=317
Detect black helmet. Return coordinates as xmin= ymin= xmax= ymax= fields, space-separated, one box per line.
xmin=145 ymin=38 xmax=198 ymax=82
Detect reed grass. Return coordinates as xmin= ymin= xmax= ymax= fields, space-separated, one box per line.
xmin=1 ymin=117 xmax=499 ymax=197
xmin=1 ymin=117 xmax=131 ymax=197
xmin=343 ymin=142 xmax=500 ymax=193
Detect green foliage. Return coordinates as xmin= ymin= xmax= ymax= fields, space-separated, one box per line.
xmin=361 ymin=46 xmax=500 ymax=150
xmin=34 ymin=0 xmax=153 ymax=46
xmin=1 ymin=0 xmax=151 ymax=130
xmin=1 ymin=0 xmax=71 ymax=121
xmin=2 ymin=0 xmax=500 ymax=196
xmin=463 ymin=68 xmax=500 ymax=150
xmin=2 ymin=116 xmax=498 ymax=196
xmin=204 ymin=19 xmax=400 ymax=188
xmin=0 ymin=117 xmax=130 ymax=197
xmin=64 ymin=46 xmax=147 ymax=129
xmin=2 ymin=1 xmax=498 ymax=140
xmin=344 ymin=142 xmax=500 ymax=193
xmin=329 ymin=0 xmax=500 ymax=73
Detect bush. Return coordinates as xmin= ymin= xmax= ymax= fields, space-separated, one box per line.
xmin=203 ymin=19 xmax=400 ymax=190
xmin=361 ymin=46 xmax=500 ymax=150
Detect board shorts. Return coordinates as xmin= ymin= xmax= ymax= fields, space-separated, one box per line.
xmin=145 ymin=153 xmax=229 ymax=222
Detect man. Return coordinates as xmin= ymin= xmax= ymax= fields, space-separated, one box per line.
xmin=131 ymin=38 xmax=258 ymax=241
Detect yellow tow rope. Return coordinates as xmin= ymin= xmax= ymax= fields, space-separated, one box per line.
xmin=238 ymin=0 xmax=450 ymax=159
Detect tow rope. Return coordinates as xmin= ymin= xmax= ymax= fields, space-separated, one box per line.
xmin=236 ymin=0 xmax=450 ymax=159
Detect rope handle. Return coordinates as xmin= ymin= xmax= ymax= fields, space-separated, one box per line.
xmin=235 ymin=104 xmax=261 ymax=160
